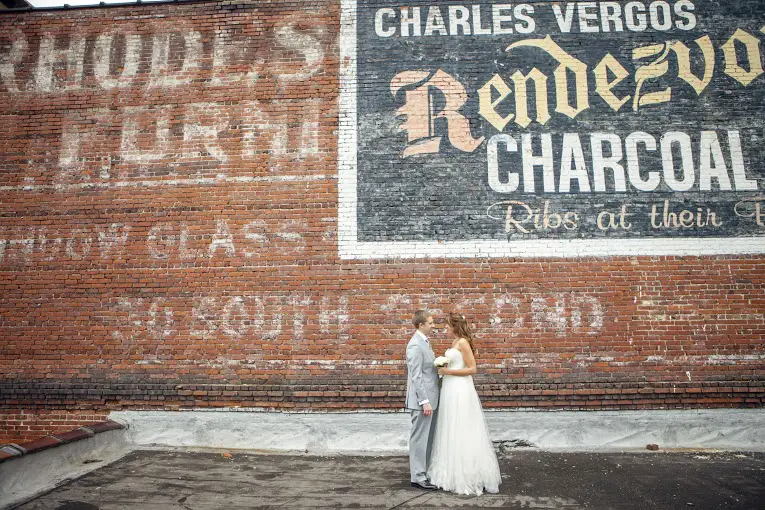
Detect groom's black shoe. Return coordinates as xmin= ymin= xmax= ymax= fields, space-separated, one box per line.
xmin=411 ymin=480 xmax=438 ymax=490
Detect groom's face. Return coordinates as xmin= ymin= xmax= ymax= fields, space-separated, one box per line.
xmin=419 ymin=316 xmax=434 ymax=337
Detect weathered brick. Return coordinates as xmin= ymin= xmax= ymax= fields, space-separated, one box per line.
xmin=0 ymin=0 xmax=763 ymax=446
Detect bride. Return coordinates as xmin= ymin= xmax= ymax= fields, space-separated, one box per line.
xmin=427 ymin=312 xmax=502 ymax=496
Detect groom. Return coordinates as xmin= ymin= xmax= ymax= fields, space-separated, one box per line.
xmin=405 ymin=309 xmax=440 ymax=490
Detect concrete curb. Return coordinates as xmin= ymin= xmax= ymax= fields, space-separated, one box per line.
xmin=0 ymin=428 xmax=133 ymax=510
xmin=0 ymin=420 xmax=125 ymax=465
xmin=110 ymin=408 xmax=765 ymax=454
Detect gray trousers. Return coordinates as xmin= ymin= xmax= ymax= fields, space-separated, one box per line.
xmin=409 ymin=408 xmax=437 ymax=483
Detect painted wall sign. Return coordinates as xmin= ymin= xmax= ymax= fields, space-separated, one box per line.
xmin=338 ymin=0 xmax=765 ymax=258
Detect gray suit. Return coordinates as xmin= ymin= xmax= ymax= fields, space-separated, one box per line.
xmin=405 ymin=331 xmax=440 ymax=483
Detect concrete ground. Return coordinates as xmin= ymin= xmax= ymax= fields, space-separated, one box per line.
xmin=14 ymin=449 xmax=765 ymax=509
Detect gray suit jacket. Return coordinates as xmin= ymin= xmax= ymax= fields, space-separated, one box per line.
xmin=405 ymin=332 xmax=440 ymax=411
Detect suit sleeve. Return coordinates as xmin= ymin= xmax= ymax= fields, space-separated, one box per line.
xmin=407 ymin=342 xmax=430 ymax=406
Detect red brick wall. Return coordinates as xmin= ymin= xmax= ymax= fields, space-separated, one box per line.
xmin=0 ymin=410 xmax=109 ymax=444
xmin=0 ymin=0 xmax=763 ymax=444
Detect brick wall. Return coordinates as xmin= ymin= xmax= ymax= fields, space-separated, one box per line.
xmin=0 ymin=410 xmax=109 ymax=444
xmin=0 ymin=0 xmax=763 ymax=444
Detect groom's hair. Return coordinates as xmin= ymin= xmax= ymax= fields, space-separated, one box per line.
xmin=412 ymin=309 xmax=430 ymax=329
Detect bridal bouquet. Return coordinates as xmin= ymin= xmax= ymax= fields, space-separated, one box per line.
xmin=434 ymin=356 xmax=450 ymax=369
xmin=434 ymin=356 xmax=450 ymax=387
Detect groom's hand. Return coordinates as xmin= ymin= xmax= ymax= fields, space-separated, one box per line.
xmin=422 ymin=403 xmax=433 ymax=416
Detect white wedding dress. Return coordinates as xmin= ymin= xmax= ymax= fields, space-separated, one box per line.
xmin=427 ymin=347 xmax=502 ymax=495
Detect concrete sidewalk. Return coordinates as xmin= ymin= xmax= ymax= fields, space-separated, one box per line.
xmin=14 ymin=449 xmax=765 ymax=509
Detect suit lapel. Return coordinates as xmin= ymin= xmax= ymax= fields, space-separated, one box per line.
xmin=412 ymin=332 xmax=434 ymax=360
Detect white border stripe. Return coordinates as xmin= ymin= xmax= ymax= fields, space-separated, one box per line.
xmin=338 ymin=237 xmax=765 ymax=259
xmin=338 ymin=0 xmax=359 ymax=259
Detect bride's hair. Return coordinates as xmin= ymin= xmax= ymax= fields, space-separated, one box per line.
xmin=447 ymin=312 xmax=477 ymax=354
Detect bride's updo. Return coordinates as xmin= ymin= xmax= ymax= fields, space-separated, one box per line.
xmin=447 ymin=312 xmax=477 ymax=354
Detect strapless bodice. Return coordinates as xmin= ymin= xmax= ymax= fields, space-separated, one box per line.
xmin=445 ymin=347 xmax=465 ymax=370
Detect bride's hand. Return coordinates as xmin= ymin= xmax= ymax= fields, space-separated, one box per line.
xmin=438 ymin=367 xmax=449 ymax=376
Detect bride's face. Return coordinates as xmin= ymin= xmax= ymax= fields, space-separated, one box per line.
xmin=446 ymin=324 xmax=456 ymax=338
